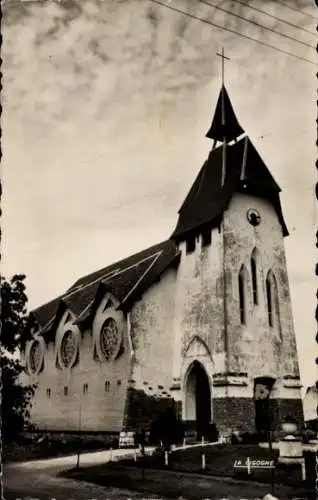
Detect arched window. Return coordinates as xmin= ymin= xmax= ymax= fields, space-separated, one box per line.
xmin=266 ymin=276 xmax=273 ymax=327
xmin=266 ymin=270 xmax=280 ymax=331
xmin=251 ymin=249 xmax=259 ymax=305
xmin=238 ymin=266 xmax=247 ymax=325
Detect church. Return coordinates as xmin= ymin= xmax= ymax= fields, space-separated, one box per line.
xmin=21 ymin=82 xmax=304 ymax=440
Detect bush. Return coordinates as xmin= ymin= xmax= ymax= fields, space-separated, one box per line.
xmin=240 ymin=432 xmax=260 ymax=444
xmin=284 ymin=415 xmax=297 ymax=424
xmin=302 ymin=428 xmax=317 ymax=443
xmin=149 ymin=406 xmax=184 ymax=447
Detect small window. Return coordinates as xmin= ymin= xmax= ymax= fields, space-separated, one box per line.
xmin=64 ymin=386 xmax=68 ymax=396
xmin=83 ymin=383 xmax=88 ymax=394
xmin=238 ymin=267 xmax=246 ymax=325
xmin=202 ymin=229 xmax=212 ymax=247
xmin=186 ymin=236 xmax=195 ymax=254
xmin=117 ymin=380 xmax=121 ymax=386
xmin=46 ymin=388 xmax=51 ymax=398
xmin=105 ymin=380 xmax=110 ymax=393
xmin=266 ymin=275 xmax=273 ymax=327
xmin=251 ymin=255 xmax=258 ymax=305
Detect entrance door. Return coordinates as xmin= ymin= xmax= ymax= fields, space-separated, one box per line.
xmin=254 ymin=377 xmax=276 ymax=435
xmin=185 ymin=361 xmax=211 ymax=439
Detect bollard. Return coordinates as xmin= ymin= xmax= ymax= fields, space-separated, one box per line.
xmin=165 ymin=451 xmax=169 ymax=466
xmin=134 ymin=449 xmax=137 ymax=462
xmin=201 ymin=436 xmax=205 ymax=445
xmin=183 ymin=438 xmax=186 ymax=448
xmin=109 ymin=447 xmax=113 ymax=462
xmin=201 ymin=453 xmax=206 ymax=470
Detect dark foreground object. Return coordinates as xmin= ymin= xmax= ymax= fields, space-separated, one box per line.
xmin=64 ymin=461 xmax=314 ymax=500
xmin=119 ymin=444 xmax=312 ymax=488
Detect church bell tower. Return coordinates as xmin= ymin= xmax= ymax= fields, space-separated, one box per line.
xmin=170 ymin=78 xmax=303 ymax=437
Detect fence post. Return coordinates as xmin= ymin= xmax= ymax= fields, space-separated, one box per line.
xmin=165 ymin=451 xmax=169 ymax=466
xmin=247 ymin=457 xmax=251 ymax=475
xmin=301 ymin=459 xmax=306 ymax=481
xmin=201 ymin=453 xmax=206 ymax=470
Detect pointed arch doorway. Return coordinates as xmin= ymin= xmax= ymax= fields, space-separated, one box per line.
xmin=185 ymin=361 xmax=212 ymax=439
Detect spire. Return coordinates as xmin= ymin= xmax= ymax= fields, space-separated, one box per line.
xmin=205 ymin=85 xmax=245 ymax=143
xmin=171 ymin=135 xmax=288 ymax=241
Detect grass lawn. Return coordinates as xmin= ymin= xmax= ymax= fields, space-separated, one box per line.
xmin=64 ymin=462 xmax=309 ymax=500
xmin=121 ymin=444 xmax=303 ymax=487
xmin=63 ymin=444 xmax=315 ymax=500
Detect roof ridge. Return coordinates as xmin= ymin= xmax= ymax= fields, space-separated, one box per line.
xmin=68 ymin=239 xmax=173 ymax=291
xmin=121 ymin=250 xmax=163 ymax=305
xmin=30 ymin=239 xmax=178 ymax=327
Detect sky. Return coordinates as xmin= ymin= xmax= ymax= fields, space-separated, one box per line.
xmin=2 ymin=0 xmax=317 ymax=388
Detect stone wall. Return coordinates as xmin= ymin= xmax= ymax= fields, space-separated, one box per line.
xmin=223 ymin=193 xmax=301 ymax=380
xmin=213 ymin=397 xmax=304 ymax=436
xmin=213 ymin=397 xmax=256 ymax=434
xmin=22 ymin=294 xmax=131 ymax=433
xmin=128 ymin=268 xmax=177 ymax=401
xmin=173 ymin=226 xmax=226 ymax=383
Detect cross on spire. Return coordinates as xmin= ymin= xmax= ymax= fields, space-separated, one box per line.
xmin=205 ymin=48 xmax=244 ymax=144
xmin=216 ymin=47 xmax=230 ymax=85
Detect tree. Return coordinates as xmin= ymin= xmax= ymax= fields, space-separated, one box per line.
xmin=149 ymin=404 xmax=184 ymax=450
xmin=1 ymin=274 xmax=35 ymax=443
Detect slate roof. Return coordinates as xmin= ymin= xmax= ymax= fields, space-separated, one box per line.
xmin=30 ymin=240 xmax=180 ymax=335
xmin=206 ymin=85 xmax=245 ymax=142
xmin=31 ymin=296 xmax=62 ymax=330
xmin=171 ymin=136 xmax=288 ymax=239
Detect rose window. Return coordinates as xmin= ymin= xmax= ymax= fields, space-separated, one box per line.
xmin=29 ymin=340 xmax=43 ymax=374
xmin=100 ymin=318 xmax=120 ymax=361
xmin=60 ymin=330 xmax=77 ymax=368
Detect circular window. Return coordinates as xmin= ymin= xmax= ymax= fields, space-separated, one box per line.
xmin=100 ymin=318 xmax=120 ymax=361
xmin=247 ymin=209 xmax=261 ymax=226
xmin=60 ymin=330 xmax=77 ymax=368
xmin=29 ymin=339 xmax=43 ymax=374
